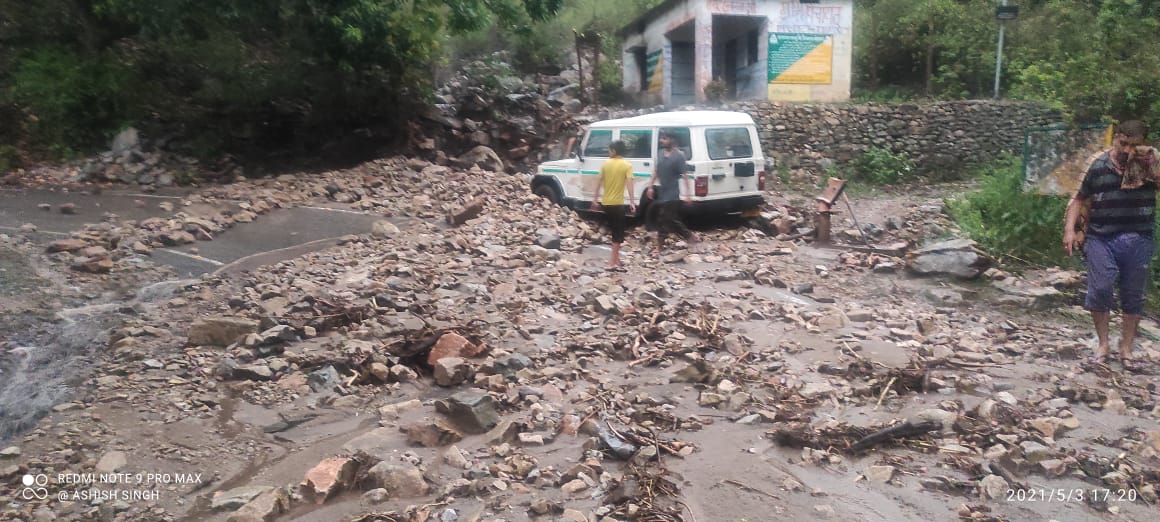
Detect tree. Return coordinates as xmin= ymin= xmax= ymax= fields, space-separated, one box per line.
xmin=855 ymin=0 xmax=1160 ymax=131
xmin=3 ymin=0 xmax=563 ymax=160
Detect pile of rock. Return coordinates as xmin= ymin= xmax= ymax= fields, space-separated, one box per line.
xmin=415 ymin=54 xmax=585 ymax=172
xmin=9 ymin=142 xmax=1160 ymax=522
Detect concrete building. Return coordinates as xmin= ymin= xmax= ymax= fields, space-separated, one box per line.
xmin=620 ymin=0 xmax=854 ymax=105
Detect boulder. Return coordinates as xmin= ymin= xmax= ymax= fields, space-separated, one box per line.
xmin=447 ymin=198 xmax=485 ymax=227
xmin=427 ymin=332 xmax=483 ymax=365
xmin=403 ymin=421 xmax=464 ymax=447
xmin=212 ymin=486 xmax=273 ymax=511
xmin=371 ymin=221 xmax=401 ymax=239
xmin=46 ymin=239 xmax=87 ymax=253
xmin=433 ymin=357 xmax=471 ymax=387
xmin=189 ymin=317 xmax=260 ymax=347
xmin=342 ymin=427 xmax=397 ymax=457
xmin=300 ymin=457 xmax=357 ymax=504
xmin=95 ymin=451 xmax=127 ymax=474
xmin=226 ymin=487 xmax=289 ymax=522
xmin=536 ymin=231 xmax=562 ymax=250
xmin=905 ymin=239 xmax=993 ymax=279
xmin=461 ymin=146 xmax=504 ymax=172
xmin=365 ymin=462 xmax=429 ymax=498
xmin=111 ymin=127 xmax=140 ymax=155
xmin=865 ymin=465 xmax=895 ymax=482
xmin=73 ymin=257 xmax=114 ymax=274
xmin=437 ymin=390 xmax=500 ymax=434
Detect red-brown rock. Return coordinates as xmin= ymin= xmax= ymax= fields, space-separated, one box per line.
xmin=73 ymin=257 xmax=114 ymax=274
xmin=427 ymin=332 xmax=484 ymax=366
xmin=46 ymin=239 xmax=87 ymax=253
xmin=78 ymin=246 xmax=109 ymax=258
xmin=300 ymin=457 xmax=356 ymax=504
xmin=447 ymin=198 xmax=484 ymax=227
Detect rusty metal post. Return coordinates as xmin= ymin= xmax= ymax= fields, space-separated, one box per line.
xmin=816 ymin=203 xmax=833 ymax=244
xmin=815 ymin=177 xmax=847 ymax=245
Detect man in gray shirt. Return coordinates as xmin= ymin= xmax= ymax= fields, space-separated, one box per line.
xmin=646 ymin=131 xmax=696 ymax=254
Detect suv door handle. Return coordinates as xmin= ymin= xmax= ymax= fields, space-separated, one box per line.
xmin=642 ymin=162 xmax=650 ymax=166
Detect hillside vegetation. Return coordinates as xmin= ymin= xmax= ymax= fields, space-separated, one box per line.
xmin=1 ymin=0 xmax=1157 ymax=166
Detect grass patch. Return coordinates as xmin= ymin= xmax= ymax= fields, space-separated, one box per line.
xmin=847 ymin=147 xmax=916 ymax=185
xmin=948 ymin=155 xmax=1160 ymax=317
xmin=945 ymin=155 xmax=1073 ymax=267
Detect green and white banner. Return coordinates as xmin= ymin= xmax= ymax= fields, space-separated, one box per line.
xmin=767 ymin=33 xmax=832 ymax=85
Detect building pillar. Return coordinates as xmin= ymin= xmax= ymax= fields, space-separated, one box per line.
xmin=623 ymin=51 xmax=640 ymax=93
xmin=759 ymin=18 xmax=770 ymax=100
xmin=694 ymin=15 xmax=713 ymax=102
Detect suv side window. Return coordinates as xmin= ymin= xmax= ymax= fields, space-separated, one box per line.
xmin=658 ymin=127 xmax=693 ymax=159
xmin=619 ymin=129 xmax=653 ymax=158
xmin=583 ymin=130 xmax=612 ymax=157
xmin=705 ymin=127 xmax=754 ymax=160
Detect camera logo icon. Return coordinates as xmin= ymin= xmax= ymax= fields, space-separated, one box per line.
xmin=21 ymin=474 xmax=49 ymax=500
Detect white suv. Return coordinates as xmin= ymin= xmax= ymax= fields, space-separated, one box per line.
xmin=531 ymin=111 xmax=767 ymax=217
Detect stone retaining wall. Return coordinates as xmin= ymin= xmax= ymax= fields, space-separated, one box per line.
xmin=729 ymin=100 xmax=1065 ymax=176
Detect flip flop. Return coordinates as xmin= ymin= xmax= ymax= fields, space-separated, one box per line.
xmin=1086 ymin=353 xmax=1110 ymax=366
xmin=1120 ymin=355 xmax=1145 ymax=373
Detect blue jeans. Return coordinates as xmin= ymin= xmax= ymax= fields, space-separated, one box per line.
xmin=1083 ymin=232 xmax=1154 ymax=315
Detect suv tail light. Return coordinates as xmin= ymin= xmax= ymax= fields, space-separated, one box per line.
xmin=758 ymin=170 xmax=766 ymax=191
xmin=694 ymin=177 xmax=708 ymax=197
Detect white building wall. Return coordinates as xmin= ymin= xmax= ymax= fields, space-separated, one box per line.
xmin=763 ymin=0 xmax=853 ymax=102
xmin=621 ymin=0 xmax=853 ymax=105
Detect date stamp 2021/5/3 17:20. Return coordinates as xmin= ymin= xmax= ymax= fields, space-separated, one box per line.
xmin=1005 ymin=488 xmax=1139 ymax=503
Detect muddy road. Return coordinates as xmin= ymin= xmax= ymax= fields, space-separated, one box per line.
xmin=0 ymin=162 xmax=1157 ymax=522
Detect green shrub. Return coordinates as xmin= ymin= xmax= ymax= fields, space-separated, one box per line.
xmin=848 ymin=146 xmax=914 ymax=185
xmin=946 ymin=155 xmax=1072 ymax=266
xmin=0 ymin=145 xmax=18 ymax=173
xmin=851 ymin=85 xmax=923 ymax=103
xmin=8 ymin=47 xmax=137 ymax=155
xmin=776 ymin=160 xmax=791 ymax=185
xmin=950 ymin=155 xmax=1160 ymax=316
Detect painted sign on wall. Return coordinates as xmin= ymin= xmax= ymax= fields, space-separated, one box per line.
xmin=775 ymin=4 xmax=847 ymax=34
xmin=708 ymin=0 xmax=757 ymax=15
xmin=768 ymin=33 xmax=833 ymax=84
xmin=645 ymin=49 xmax=664 ymax=94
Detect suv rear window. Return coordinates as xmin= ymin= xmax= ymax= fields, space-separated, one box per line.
xmin=705 ymin=127 xmax=754 ymax=160
xmin=583 ymin=130 xmax=612 ymax=157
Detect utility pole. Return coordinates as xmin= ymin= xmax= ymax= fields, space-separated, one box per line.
xmin=926 ymin=1 xmax=935 ymax=97
xmin=994 ymin=0 xmax=1018 ymax=99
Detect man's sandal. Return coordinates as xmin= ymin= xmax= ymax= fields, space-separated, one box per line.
xmin=1086 ymin=353 xmax=1110 ymax=366
xmin=1120 ymin=355 xmax=1144 ymax=373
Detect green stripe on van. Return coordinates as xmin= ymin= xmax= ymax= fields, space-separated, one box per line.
xmin=542 ymin=168 xmax=649 ymax=178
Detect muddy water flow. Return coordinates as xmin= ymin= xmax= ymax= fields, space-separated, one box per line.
xmin=0 ymin=245 xmax=194 ymax=442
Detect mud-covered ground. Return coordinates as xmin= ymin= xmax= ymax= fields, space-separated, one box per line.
xmin=0 ymin=161 xmax=1157 ymax=522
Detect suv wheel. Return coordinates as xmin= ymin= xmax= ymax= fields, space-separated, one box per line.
xmin=533 ymin=183 xmax=560 ymax=204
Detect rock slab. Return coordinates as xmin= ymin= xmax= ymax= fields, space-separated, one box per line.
xmin=189 ymin=317 xmax=260 ymax=347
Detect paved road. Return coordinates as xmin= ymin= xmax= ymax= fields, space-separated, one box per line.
xmin=0 ymin=188 xmax=382 ymax=277
xmin=0 ymin=187 xmax=190 ymax=234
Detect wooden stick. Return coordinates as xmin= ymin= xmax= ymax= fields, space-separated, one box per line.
xmin=629 ymin=355 xmax=660 ymax=367
xmin=722 ymin=479 xmax=780 ymax=500
xmin=678 ymin=499 xmax=698 ymax=522
xmin=875 ymin=376 xmax=897 ymax=409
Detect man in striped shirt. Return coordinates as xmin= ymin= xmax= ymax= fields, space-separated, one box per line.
xmin=1063 ymin=120 xmax=1158 ymax=372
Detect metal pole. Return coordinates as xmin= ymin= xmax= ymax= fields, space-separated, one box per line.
xmin=841 ymin=193 xmax=872 ymax=246
xmin=993 ymin=0 xmax=1007 ymax=99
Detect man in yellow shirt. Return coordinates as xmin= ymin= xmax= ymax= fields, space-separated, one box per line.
xmin=590 ymin=140 xmax=636 ymax=269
